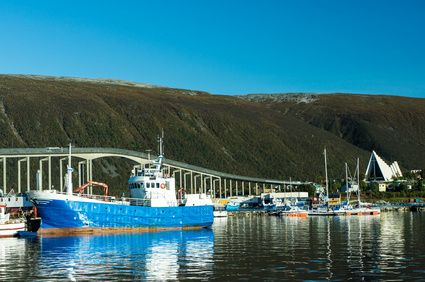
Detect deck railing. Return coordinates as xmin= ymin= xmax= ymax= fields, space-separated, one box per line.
xmin=54 ymin=191 xmax=177 ymax=207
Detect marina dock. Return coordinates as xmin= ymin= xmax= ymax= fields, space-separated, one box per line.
xmin=225 ymin=203 xmax=425 ymax=217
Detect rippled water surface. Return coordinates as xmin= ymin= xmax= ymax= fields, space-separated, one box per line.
xmin=1 ymin=212 xmax=425 ymax=281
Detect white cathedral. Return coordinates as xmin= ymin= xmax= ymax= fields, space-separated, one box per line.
xmin=364 ymin=151 xmax=403 ymax=182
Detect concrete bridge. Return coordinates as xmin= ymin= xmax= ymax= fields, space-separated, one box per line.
xmin=0 ymin=147 xmax=308 ymax=198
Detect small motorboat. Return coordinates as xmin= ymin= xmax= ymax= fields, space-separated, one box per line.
xmin=0 ymin=205 xmax=25 ymax=237
xmin=225 ymin=201 xmax=240 ymax=212
xmin=278 ymin=205 xmax=308 ymax=218
xmin=213 ymin=205 xmax=228 ymax=217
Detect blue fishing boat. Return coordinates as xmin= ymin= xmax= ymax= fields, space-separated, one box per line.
xmin=29 ymin=138 xmax=214 ymax=235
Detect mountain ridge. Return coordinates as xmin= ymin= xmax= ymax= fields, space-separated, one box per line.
xmin=0 ymin=74 xmax=423 ymax=191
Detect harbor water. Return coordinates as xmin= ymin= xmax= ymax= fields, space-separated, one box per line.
xmin=1 ymin=212 xmax=425 ymax=281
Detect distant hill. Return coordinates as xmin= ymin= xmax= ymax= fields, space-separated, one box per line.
xmin=0 ymin=74 xmax=424 ymax=191
xmin=239 ymin=93 xmax=425 ymax=171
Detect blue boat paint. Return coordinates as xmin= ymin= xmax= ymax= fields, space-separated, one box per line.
xmin=34 ymin=198 xmax=213 ymax=229
xmin=225 ymin=202 xmax=240 ymax=211
xmin=16 ymin=231 xmax=38 ymax=238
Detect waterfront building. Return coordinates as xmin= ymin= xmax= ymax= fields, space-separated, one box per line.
xmin=378 ymin=183 xmax=388 ymax=192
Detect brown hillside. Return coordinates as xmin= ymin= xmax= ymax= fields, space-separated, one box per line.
xmin=0 ymin=75 xmax=423 ymax=192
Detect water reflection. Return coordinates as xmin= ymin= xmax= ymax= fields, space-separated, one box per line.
xmin=212 ymin=213 xmax=425 ymax=280
xmin=1 ymin=213 xmax=425 ymax=280
xmin=0 ymin=238 xmax=29 ymax=280
xmin=36 ymin=229 xmax=214 ymax=281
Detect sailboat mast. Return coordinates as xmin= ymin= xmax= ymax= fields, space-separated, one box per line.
xmin=345 ymin=162 xmax=349 ymax=206
xmin=324 ymin=148 xmax=329 ymax=202
xmin=357 ymin=158 xmax=361 ymax=204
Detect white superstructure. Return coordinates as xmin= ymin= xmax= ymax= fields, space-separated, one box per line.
xmin=128 ymin=164 xmax=178 ymax=207
xmin=128 ymin=135 xmax=212 ymax=208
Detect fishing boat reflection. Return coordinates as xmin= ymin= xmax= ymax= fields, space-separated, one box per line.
xmin=39 ymin=229 xmax=214 ymax=280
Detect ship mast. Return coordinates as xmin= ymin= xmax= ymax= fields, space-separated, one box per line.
xmin=66 ymin=143 xmax=73 ymax=195
xmin=155 ymin=130 xmax=165 ymax=172
xmin=159 ymin=129 xmax=164 ymax=156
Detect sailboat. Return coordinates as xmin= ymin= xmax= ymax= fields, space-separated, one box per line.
xmin=309 ymin=148 xmax=337 ymax=216
xmin=337 ymin=159 xmax=380 ymax=216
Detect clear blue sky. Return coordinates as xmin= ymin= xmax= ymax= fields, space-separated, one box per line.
xmin=1 ymin=0 xmax=424 ymax=97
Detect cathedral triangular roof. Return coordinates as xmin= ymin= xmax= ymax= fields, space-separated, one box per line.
xmin=364 ymin=151 xmax=402 ymax=182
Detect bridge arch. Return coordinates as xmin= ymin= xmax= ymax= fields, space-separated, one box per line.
xmin=0 ymin=147 xmax=307 ymax=198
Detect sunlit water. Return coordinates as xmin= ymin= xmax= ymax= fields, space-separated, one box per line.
xmin=1 ymin=213 xmax=425 ymax=281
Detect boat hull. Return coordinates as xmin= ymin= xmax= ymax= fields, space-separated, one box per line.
xmin=213 ymin=210 xmax=228 ymax=217
xmin=225 ymin=204 xmax=240 ymax=211
xmin=30 ymin=192 xmax=214 ymax=234
xmin=343 ymin=208 xmax=381 ymax=216
xmin=308 ymin=209 xmax=337 ymax=216
xmin=280 ymin=211 xmax=308 ymax=218
xmin=309 ymin=207 xmax=380 ymax=216
xmin=0 ymin=222 xmax=25 ymax=237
